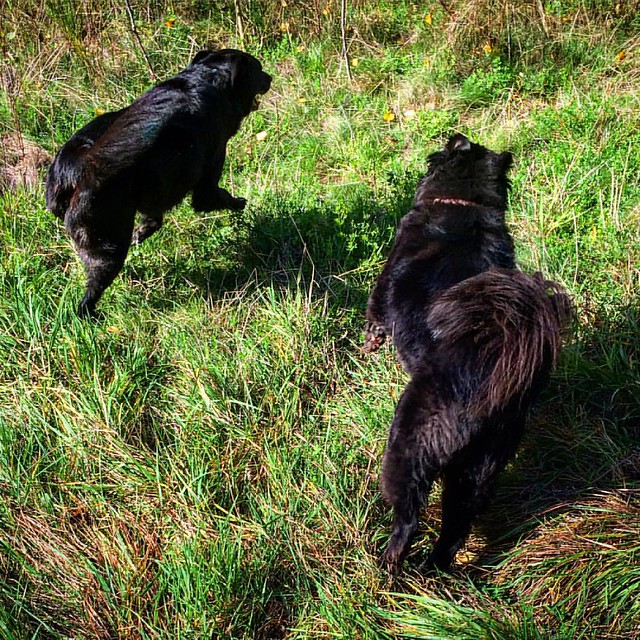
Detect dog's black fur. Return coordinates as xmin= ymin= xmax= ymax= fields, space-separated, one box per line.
xmin=46 ymin=49 xmax=271 ymax=317
xmin=364 ymin=134 xmax=572 ymax=575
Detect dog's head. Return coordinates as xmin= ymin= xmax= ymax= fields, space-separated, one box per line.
xmin=191 ymin=49 xmax=272 ymax=115
xmin=416 ymin=134 xmax=513 ymax=209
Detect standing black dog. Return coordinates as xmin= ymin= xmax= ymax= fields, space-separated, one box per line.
xmin=365 ymin=134 xmax=572 ymax=575
xmin=46 ymin=49 xmax=271 ymax=317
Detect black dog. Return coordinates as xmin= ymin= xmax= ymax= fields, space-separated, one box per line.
xmin=365 ymin=134 xmax=572 ymax=575
xmin=46 ymin=49 xmax=271 ymax=317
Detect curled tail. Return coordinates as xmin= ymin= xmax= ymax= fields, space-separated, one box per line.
xmin=45 ymin=101 xmax=175 ymax=220
xmin=45 ymin=109 xmax=125 ymax=220
xmin=427 ymin=268 xmax=573 ymax=417
xmin=45 ymin=139 xmax=92 ymax=220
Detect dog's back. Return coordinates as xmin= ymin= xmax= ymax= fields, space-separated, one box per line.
xmin=45 ymin=62 xmax=214 ymax=223
xmin=376 ymin=200 xmax=518 ymax=371
xmin=45 ymin=90 xmax=193 ymax=223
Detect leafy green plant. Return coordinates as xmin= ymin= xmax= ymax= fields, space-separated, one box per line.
xmin=461 ymin=55 xmax=515 ymax=106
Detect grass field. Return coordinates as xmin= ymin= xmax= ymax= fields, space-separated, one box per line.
xmin=1 ymin=1 xmax=639 ymax=638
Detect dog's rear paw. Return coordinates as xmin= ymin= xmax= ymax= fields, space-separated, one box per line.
xmin=132 ymin=218 xmax=163 ymax=245
xmin=364 ymin=323 xmax=386 ymax=353
xmin=421 ymin=548 xmax=454 ymax=573
xmin=77 ymin=298 xmax=99 ymax=320
xmin=379 ymin=546 xmax=403 ymax=577
xmin=132 ymin=226 xmax=151 ymax=245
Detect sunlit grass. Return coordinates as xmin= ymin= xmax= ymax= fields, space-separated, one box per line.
xmin=1 ymin=1 xmax=639 ymax=638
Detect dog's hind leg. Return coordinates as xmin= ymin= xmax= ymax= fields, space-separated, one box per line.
xmin=381 ymin=433 xmax=433 ymax=575
xmin=426 ymin=416 xmax=525 ymax=571
xmin=64 ymin=182 xmax=136 ymax=317
xmin=132 ymin=212 xmax=163 ymax=245
xmin=380 ymin=377 xmax=457 ymax=575
xmin=77 ymin=245 xmax=129 ymax=318
xmin=70 ymin=212 xmax=134 ymax=317
xmin=426 ymin=461 xmax=497 ymax=571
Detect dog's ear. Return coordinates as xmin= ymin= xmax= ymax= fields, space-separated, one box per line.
xmin=191 ymin=50 xmax=215 ymax=65
xmin=447 ymin=134 xmax=471 ymax=152
xmin=230 ymin=54 xmax=249 ymax=89
xmin=499 ymin=151 xmax=513 ymax=171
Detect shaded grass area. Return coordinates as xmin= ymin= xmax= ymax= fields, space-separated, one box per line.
xmin=2 ymin=1 xmax=640 ymax=638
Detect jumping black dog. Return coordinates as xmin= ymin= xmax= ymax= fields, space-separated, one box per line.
xmin=365 ymin=134 xmax=572 ymax=575
xmin=46 ymin=49 xmax=271 ymax=317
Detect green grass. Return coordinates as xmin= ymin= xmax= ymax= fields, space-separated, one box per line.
xmin=1 ymin=1 xmax=640 ymax=638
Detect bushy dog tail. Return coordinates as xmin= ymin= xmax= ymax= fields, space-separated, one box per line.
xmin=427 ymin=268 xmax=572 ymax=417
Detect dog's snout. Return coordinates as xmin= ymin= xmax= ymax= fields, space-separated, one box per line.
xmin=260 ymin=72 xmax=272 ymax=93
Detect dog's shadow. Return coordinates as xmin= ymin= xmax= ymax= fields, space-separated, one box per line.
xmin=472 ymin=301 xmax=640 ymax=567
xmin=128 ymin=170 xmax=419 ymax=316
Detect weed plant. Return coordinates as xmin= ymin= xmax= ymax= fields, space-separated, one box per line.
xmin=1 ymin=1 xmax=639 ymax=638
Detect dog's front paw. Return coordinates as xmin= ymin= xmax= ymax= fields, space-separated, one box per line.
xmin=364 ymin=323 xmax=386 ymax=353
xmin=193 ymin=189 xmax=246 ymax=212
xmin=229 ymin=196 xmax=247 ymax=211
